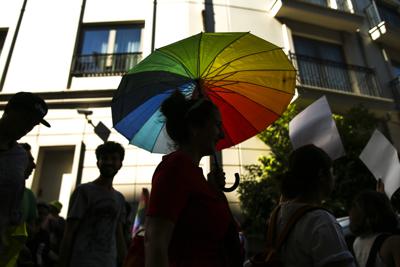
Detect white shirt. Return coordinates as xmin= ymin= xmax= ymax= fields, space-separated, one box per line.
xmin=353 ymin=234 xmax=388 ymax=267
xmin=277 ymin=202 xmax=355 ymax=267
xmin=67 ymin=182 xmax=126 ymax=267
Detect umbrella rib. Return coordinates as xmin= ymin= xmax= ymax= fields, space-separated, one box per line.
xmin=205 ymin=70 xmax=240 ymax=87
xmin=156 ymin=49 xmax=196 ymax=78
xmin=208 ymin=84 xmax=283 ymax=119
xmin=207 ymin=80 xmax=240 ymax=88
xmin=206 ymin=69 xmax=297 ymax=91
xmin=113 ymin=77 xmax=193 ymax=106
xmin=200 ymin=32 xmax=249 ymax=78
xmin=150 ymin=117 xmax=166 ymax=152
xmin=208 ymin=90 xmax=261 ymax=138
xmin=221 ymin=123 xmax=235 ymax=149
xmin=206 ymin=77 xmax=296 ymax=97
xmin=207 ymin=95 xmax=236 ymax=148
xmin=205 ymin=47 xmax=292 ymax=78
xmin=202 ymin=57 xmax=217 ymax=78
xmin=208 ymin=68 xmax=297 ymax=80
xmin=197 ymin=33 xmax=202 ymax=78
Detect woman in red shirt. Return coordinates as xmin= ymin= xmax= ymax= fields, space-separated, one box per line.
xmin=145 ymin=90 xmax=241 ymax=267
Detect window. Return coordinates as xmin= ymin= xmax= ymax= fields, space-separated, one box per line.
xmin=73 ymin=24 xmax=143 ymax=76
xmin=377 ymin=3 xmax=400 ymax=28
xmin=0 ymin=29 xmax=8 ymax=55
xmin=293 ymin=36 xmax=352 ymax=92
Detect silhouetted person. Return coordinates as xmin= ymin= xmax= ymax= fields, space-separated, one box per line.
xmin=145 ymin=90 xmax=242 ymax=267
xmin=350 ymin=190 xmax=400 ymax=267
xmin=47 ymin=201 xmax=65 ymax=263
xmin=276 ymin=144 xmax=355 ymax=267
xmin=0 ymin=92 xmax=50 ymax=265
xmin=20 ymin=143 xmax=38 ymax=232
xmin=59 ymin=141 xmax=127 ymax=267
xmin=18 ymin=143 xmax=38 ymax=267
xmin=28 ymin=202 xmax=57 ymax=267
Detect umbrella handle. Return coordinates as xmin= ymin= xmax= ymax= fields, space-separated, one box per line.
xmin=212 ymin=152 xmax=240 ymax=192
xmin=222 ymin=173 xmax=240 ymax=192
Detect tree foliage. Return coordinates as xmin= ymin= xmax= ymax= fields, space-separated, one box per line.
xmin=238 ymin=104 xmax=380 ymax=234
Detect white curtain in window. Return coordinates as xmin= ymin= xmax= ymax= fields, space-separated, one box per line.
xmin=115 ymin=28 xmax=141 ymax=53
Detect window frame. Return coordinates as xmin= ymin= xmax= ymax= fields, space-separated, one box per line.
xmin=72 ymin=22 xmax=144 ymax=77
xmin=77 ymin=22 xmax=144 ymax=56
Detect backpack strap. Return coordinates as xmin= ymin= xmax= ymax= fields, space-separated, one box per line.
xmin=365 ymin=234 xmax=391 ymax=267
xmin=265 ymin=205 xmax=281 ymax=247
xmin=268 ymin=205 xmax=324 ymax=250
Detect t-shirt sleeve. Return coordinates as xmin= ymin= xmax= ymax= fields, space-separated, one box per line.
xmin=147 ymin=159 xmax=191 ymax=222
xmin=67 ymin=186 xmax=88 ymax=220
xmin=310 ymin=213 xmax=355 ymax=267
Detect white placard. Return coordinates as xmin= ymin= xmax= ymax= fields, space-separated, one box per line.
xmin=289 ymin=96 xmax=345 ymax=160
xmin=359 ymin=129 xmax=400 ymax=198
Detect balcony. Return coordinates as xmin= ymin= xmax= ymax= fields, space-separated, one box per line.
xmin=366 ymin=2 xmax=400 ymax=49
xmin=71 ymin=52 xmax=142 ymax=77
xmin=267 ymin=0 xmax=364 ymax=32
xmin=290 ymin=53 xmax=383 ymax=98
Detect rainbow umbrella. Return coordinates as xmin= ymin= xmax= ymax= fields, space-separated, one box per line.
xmin=112 ymin=32 xmax=296 ymax=153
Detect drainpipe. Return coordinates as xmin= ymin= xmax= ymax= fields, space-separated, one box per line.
xmin=202 ymin=0 xmax=223 ymax=171
xmin=202 ymin=0 xmax=219 ymax=169
xmin=151 ymin=0 xmax=157 ymax=52
xmin=67 ymin=0 xmax=86 ymax=89
xmin=0 ymin=0 xmax=28 ymax=91
xmin=203 ymin=0 xmax=215 ymax=32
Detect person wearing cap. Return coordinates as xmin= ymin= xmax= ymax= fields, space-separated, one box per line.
xmin=49 ymin=201 xmax=62 ymax=214
xmin=0 ymin=92 xmax=50 ymax=260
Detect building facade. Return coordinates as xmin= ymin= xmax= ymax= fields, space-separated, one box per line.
xmin=0 ymin=0 xmax=399 ymax=217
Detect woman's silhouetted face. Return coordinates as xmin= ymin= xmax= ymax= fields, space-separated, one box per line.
xmin=191 ymin=108 xmax=224 ymax=156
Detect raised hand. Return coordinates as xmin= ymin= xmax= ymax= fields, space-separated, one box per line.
xmin=207 ymin=169 xmax=226 ymax=191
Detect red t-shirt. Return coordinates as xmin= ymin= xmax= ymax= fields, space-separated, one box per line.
xmin=147 ymin=150 xmax=232 ymax=267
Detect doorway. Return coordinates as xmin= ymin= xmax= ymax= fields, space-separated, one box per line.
xmin=32 ymin=146 xmax=75 ymax=203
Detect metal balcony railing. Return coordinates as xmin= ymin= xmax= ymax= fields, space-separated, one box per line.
xmin=300 ymin=0 xmax=354 ymax=13
xmin=290 ymin=53 xmax=382 ymax=97
xmin=72 ymin=52 xmax=142 ymax=77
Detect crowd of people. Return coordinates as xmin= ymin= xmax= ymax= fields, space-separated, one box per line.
xmin=1 ymin=91 xmax=399 ymax=267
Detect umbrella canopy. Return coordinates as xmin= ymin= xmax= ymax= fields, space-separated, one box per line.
xmin=112 ymin=32 xmax=296 ymax=153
